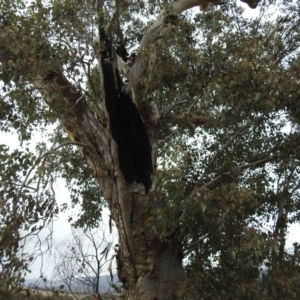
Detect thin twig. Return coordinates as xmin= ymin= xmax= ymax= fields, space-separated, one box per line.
xmin=199 ymin=117 xmax=264 ymax=183
xmin=21 ymin=141 xmax=87 ymax=193
xmin=202 ymin=156 xmax=278 ymax=190
xmin=161 ymin=97 xmax=192 ymax=117
xmin=184 ymin=234 xmax=209 ymax=255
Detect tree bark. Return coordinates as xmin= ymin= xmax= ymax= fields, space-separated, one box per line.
xmin=31 ymin=66 xmax=185 ymax=300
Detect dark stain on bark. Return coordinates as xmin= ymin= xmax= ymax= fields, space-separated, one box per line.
xmin=99 ymin=26 xmax=153 ymax=193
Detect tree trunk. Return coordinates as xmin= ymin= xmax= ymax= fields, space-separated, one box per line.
xmin=29 ymin=14 xmax=185 ymax=300
xmin=31 ymin=63 xmax=185 ymax=300
xmin=94 ymin=17 xmax=185 ymax=299
xmin=108 ymin=180 xmax=185 ymax=300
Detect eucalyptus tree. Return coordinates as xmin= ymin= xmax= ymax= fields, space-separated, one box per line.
xmin=1 ymin=0 xmax=300 ymax=299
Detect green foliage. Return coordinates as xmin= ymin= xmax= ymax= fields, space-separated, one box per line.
xmin=143 ymin=2 xmax=300 ymax=298
xmin=54 ymin=133 xmax=105 ymax=228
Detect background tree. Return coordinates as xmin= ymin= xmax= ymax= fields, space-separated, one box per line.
xmin=54 ymin=225 xmax=115 ymax=299
xmin=1 ymin=0 xmax=300 ymax=299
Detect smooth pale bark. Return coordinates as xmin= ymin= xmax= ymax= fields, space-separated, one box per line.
xmin=150 ymin=0 xmax=259 ymax=29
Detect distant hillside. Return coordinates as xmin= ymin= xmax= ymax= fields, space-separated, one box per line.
xmin=25 ymin=274 xmax=121 ymax=294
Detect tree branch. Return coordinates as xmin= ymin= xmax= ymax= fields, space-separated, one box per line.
xmin=21 ymin=141 xmax=88 ymax=196
xmin=199 ymin=117 xmax=265 ymax=183
xmin=191 ymin=155 xmax=278 ymax=198
xmin=151 ymin=0 xmax=259 ymax=30
xmin=210 ymin=156 xmax=277 ymax=187
xmin=183 ymin=234 xmax=209 ymax=255
xmin=129 ymin=0 xmax=259 ymax=125
xmin=161 ymin=97 xmax=193 ymax=117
